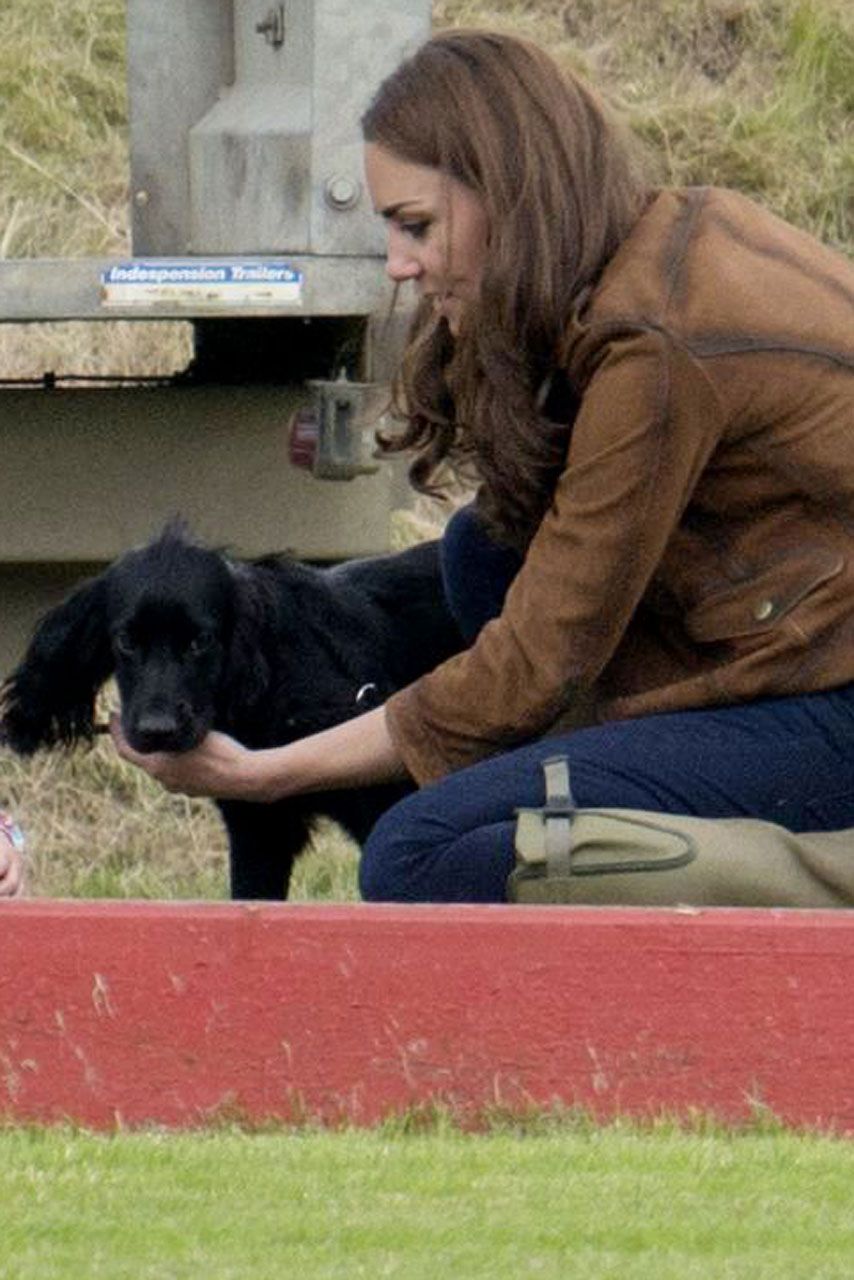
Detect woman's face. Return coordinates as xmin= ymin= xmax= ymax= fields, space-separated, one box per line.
xmin=364 ymin=142 xmax=489 ymax=336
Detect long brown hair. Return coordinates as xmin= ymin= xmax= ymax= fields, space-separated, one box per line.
xmin=362 ymin=29 xmax=651 ymax=550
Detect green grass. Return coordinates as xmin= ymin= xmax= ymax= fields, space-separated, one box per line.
xmin=1 ymin=1123 xmax=853 ymax=1279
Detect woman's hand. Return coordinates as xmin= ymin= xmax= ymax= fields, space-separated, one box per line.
xmin=109 ymin=704 xmax=408 ymax=804
xmin=110 ymin=714 xmax=269 ymax=801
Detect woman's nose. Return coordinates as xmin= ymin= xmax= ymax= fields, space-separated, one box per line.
xmin=385 ymin=227 xmax=422 ymax=283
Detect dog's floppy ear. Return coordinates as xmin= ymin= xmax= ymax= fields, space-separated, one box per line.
xmin=0 ymin=572 xmax=114 ymax=754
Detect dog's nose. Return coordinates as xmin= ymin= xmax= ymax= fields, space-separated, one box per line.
xmin=130 ymin=711 xmax=186 ymax=753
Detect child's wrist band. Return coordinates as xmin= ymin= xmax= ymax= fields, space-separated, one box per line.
xmin=0 ymin=811 xmax=25 ymax=856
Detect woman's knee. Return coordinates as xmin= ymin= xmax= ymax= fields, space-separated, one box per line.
xmin=358 ymin=809 xmax=424 ymax=902
xmin=440 ymin=503 xmax=489 ymax=562
xmin=359 ymin=802 xmax=516 ymax=903
xmin=440 ymin=504 xmax=521 ymax=643
xmin=358 ymin=820 xmax=392 ymax=901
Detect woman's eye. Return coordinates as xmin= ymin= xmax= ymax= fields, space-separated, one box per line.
xmin=400 ymin=220 xmax=430 ymax=241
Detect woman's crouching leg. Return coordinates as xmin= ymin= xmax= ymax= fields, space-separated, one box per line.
xmin=359 ymin=784 xmax=517 ymax=903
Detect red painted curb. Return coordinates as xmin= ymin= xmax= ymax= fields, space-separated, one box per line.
xmin=1 ymin=901 xmax=853 ymax=1132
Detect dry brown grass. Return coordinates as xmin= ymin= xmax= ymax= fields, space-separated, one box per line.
xmin=1 ymin=729 xmax=360 ymax=901
xmin=435 ymin=0 xmax=853 ymax=251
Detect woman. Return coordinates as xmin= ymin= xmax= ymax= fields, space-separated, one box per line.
xmin=111 ymin=29 xmax=854 ymax=903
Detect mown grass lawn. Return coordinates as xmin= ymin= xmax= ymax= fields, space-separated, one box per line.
xmin=1 ymin=1122 xmax=853 ymax=1279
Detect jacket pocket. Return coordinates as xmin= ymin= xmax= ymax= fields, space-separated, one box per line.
xmin=683 ymin=548 xmax=844 ymax=644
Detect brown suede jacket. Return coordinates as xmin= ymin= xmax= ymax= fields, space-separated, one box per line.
xmin=386 ymin=187 xmax=854 ymax=784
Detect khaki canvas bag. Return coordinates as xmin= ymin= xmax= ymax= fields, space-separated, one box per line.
xmin=509 ymin=756 xmax=854 ymax=908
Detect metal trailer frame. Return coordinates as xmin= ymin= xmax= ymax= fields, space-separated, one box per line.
xmin=0 ymin=0 xmax=431 ymax=673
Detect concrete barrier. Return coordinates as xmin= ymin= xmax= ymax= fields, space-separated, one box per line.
xmin=1 ymin=901 xmax=852 ymax=1131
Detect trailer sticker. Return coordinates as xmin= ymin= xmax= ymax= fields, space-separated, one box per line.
xmin=100 ymin=260 xmax=304 ymax=309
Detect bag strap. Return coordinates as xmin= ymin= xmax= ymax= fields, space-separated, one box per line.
xmin=516 ymin=755 xmax=697 ymax=876
xmin=541 ymin=755 xmax=576 ymax=876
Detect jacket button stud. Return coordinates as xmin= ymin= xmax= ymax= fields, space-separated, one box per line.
xmin=753 ymin=599 xmax=775 ymax=621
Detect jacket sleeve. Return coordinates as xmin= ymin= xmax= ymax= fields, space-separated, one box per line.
xmin=385 ymin=326 xmax=726 ymax=783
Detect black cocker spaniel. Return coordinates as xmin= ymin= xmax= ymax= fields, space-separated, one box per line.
xmin=0 ymin=521 xmax=462 ymax=899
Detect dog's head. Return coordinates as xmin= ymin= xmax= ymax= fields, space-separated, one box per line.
xmin=105 ymin=528 xmax=240 ymax=754
xmin=0 ymin=524 xmax=243 ymax=757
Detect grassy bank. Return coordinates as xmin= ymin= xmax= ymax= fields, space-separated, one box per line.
xmin=0 ymin=0 xmax=850 ymax=384
xmin=434 ymin=0 xmax=854 ymax=252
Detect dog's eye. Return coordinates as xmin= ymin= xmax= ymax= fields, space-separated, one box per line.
xmin=189 ymin=634 xmax=213 ymax=658
xmin=113 ymin=630 xmax=134 ymax=657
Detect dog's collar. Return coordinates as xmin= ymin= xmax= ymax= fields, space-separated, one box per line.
xmin=355 ymin=682 xmax=378 ymax=708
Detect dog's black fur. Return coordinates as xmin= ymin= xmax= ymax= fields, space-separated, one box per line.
xmin=0 ymin=522 xmax=463 ymax=899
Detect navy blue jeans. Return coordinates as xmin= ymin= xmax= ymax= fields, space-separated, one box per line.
xmin=360 ymin=506 xmax=854 ymax=902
